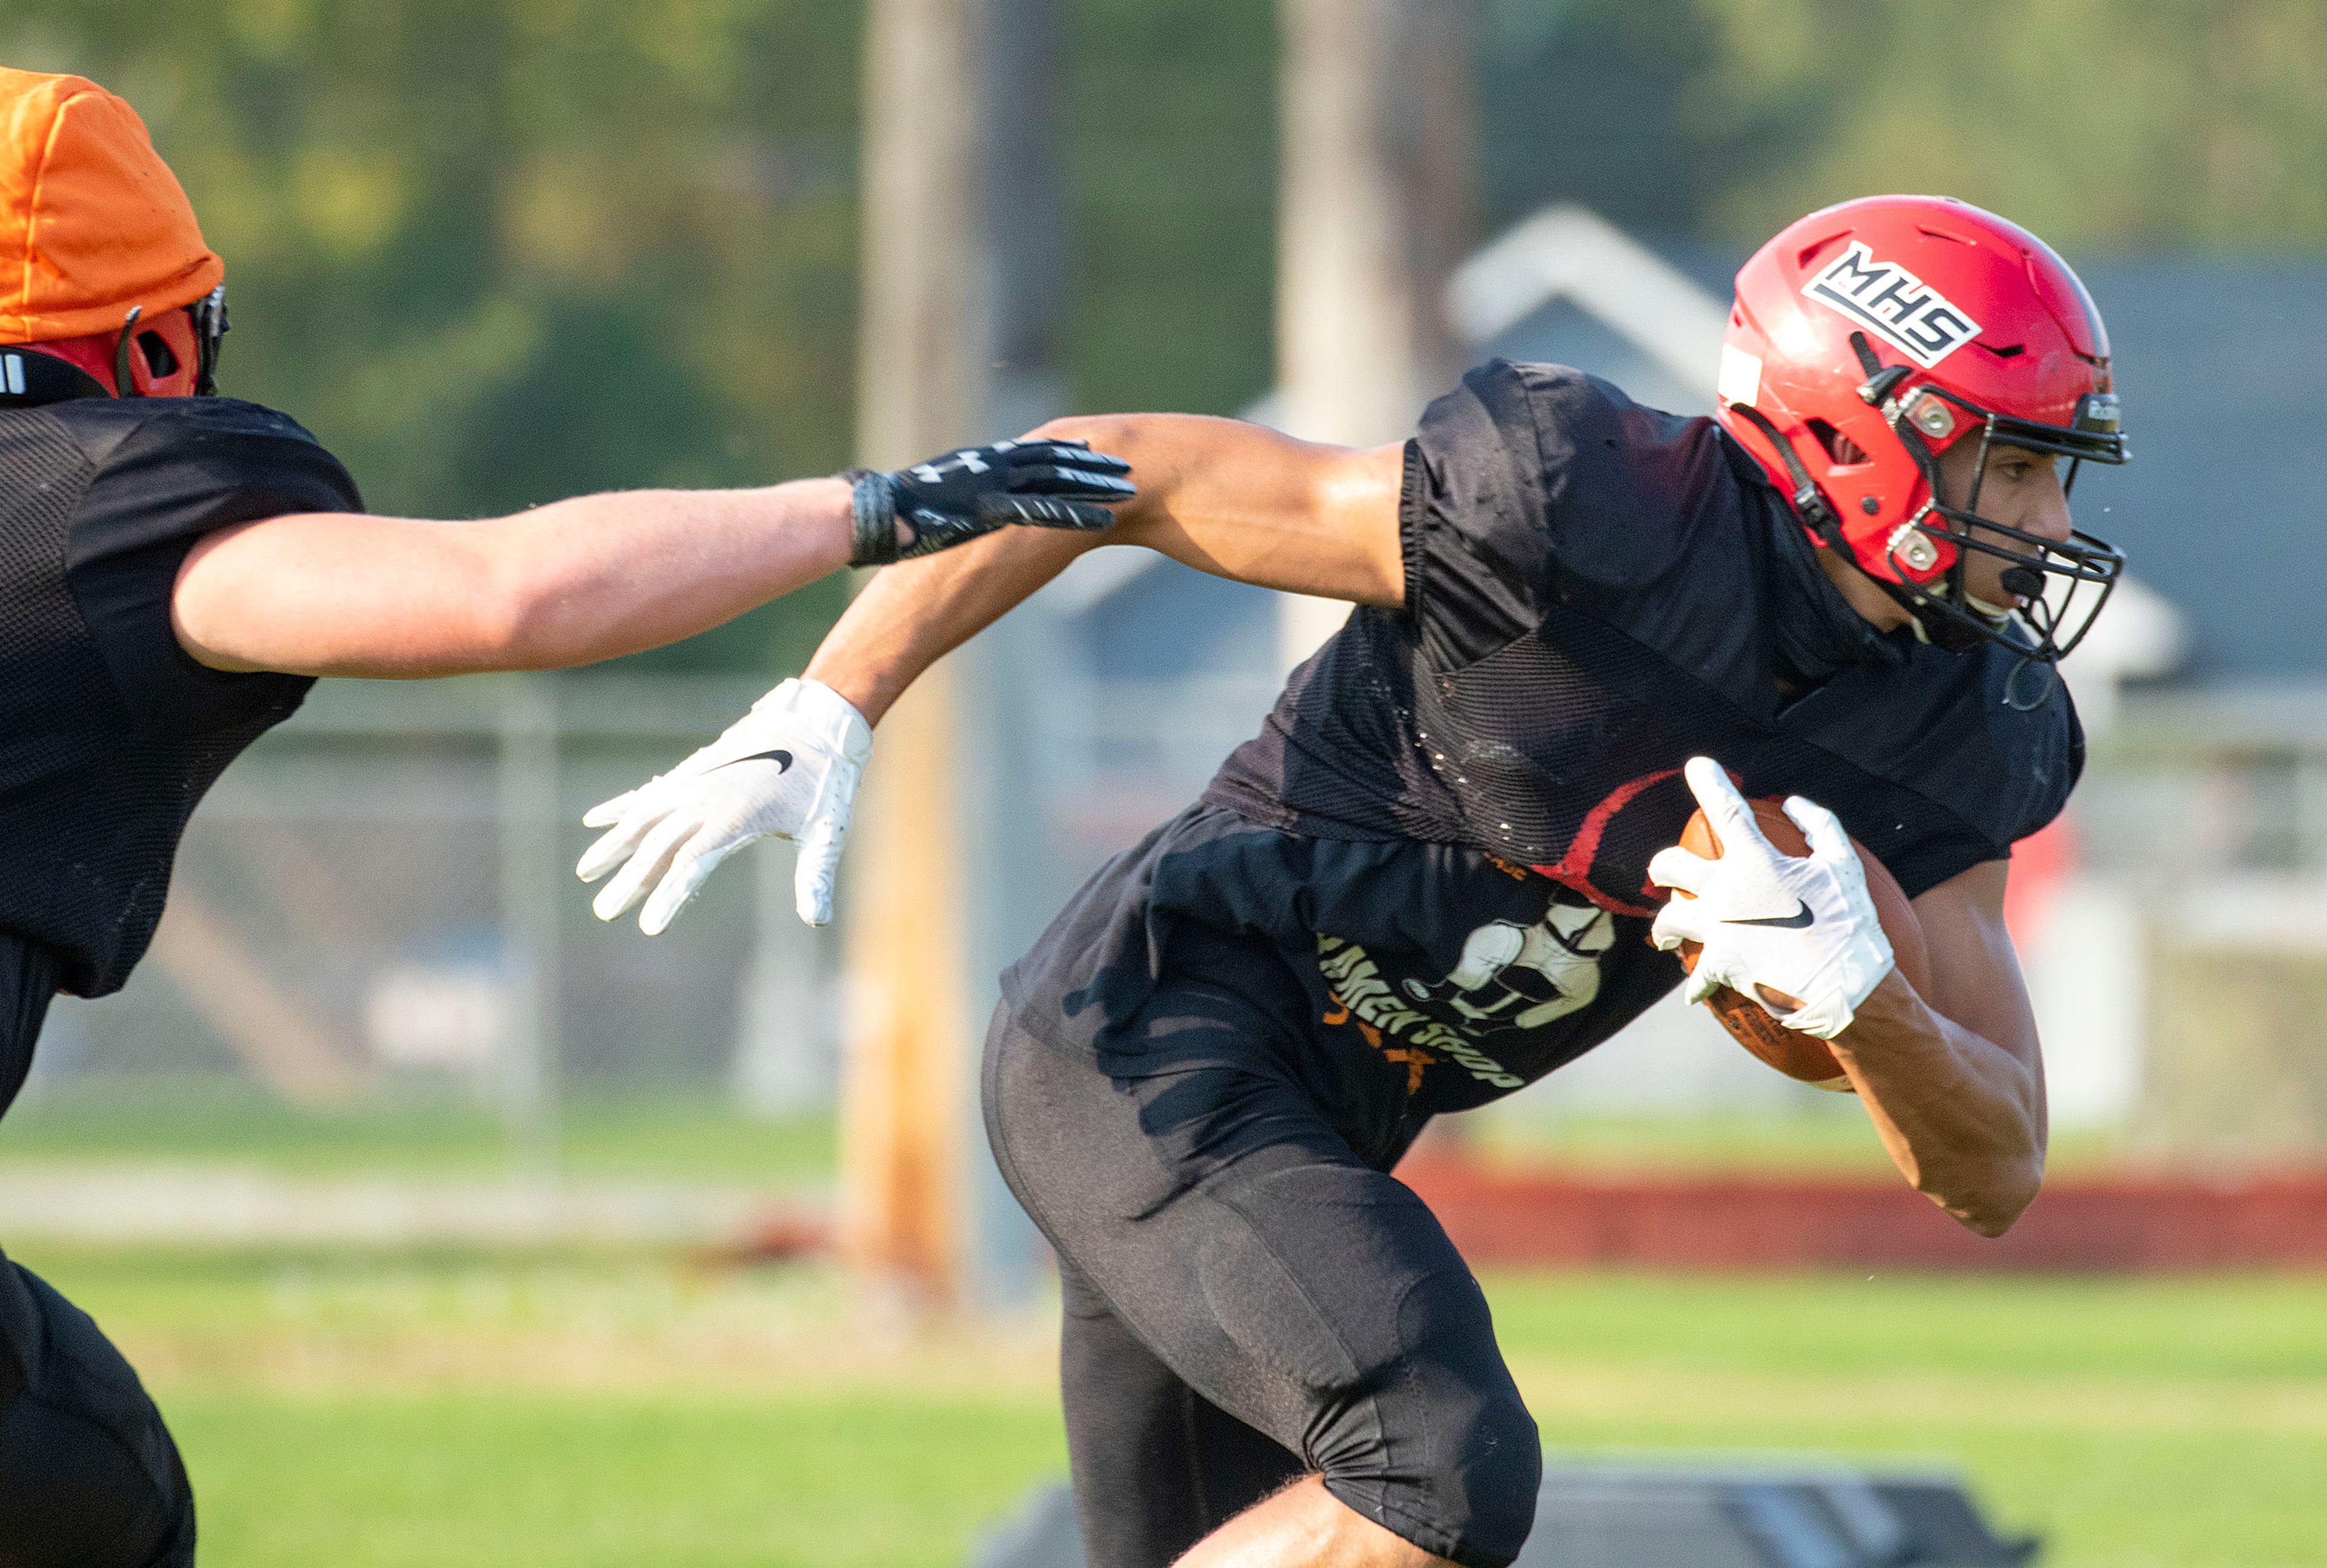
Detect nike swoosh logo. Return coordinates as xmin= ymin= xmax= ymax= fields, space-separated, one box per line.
xmin=713 ymin=749 xmax=793 ymax=774
xmin=1724 ymin=903 xmax=1814 ymax=929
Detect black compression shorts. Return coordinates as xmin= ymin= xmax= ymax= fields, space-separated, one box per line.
xmin=983 ymin=986 xmax=1540 ymax=1568
xmin=0 ymin=1251 xmax=196 ymax=1567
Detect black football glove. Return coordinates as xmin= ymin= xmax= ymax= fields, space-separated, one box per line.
xmin=843 ymin=437 xmax=1134 ymax=565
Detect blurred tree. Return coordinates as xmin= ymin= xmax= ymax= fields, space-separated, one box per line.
xmin=1068 ymin=0 xmax=1278 ymax=418
xmin=1702 ymin=0 xmax=2327 ymax=250
xmin=4 ymin=0 xmax=864 ymax=674
xmin=1478 ymin=0 xmax=1754 ymax=241
xmin=1483 ymin=0 xmax=2327 ymax=252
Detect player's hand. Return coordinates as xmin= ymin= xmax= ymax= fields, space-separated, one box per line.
xmin=845 ymin=437 xmax=1134 ymax=565
xmin=1645 ymin=757 xmax=1894 ymax=1040
xmin=576 ymin=677 xmax=870 ymax=932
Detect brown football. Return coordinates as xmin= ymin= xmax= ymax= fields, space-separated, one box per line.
xmin=1668 ymin=797 xmax=1929 ymax=1092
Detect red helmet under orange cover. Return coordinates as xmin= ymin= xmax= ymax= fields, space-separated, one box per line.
xmin=0 ymin=67 xmax=224 ymax=397
xmin=1715 ymin=195 xmax=2128 ymax=669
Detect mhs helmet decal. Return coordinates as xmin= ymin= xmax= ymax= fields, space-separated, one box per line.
xmin=1801 ymin=242 xmax=1983 ymax=369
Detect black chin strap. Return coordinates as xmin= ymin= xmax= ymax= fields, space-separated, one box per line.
xmin=1725 ymin=401 xmax=1848 ymax=551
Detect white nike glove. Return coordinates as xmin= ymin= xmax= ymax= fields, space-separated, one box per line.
xmin=1645 ymin=756 xmax=1894 ymax=1040
xmin=576 ymin=677 xmax=871 ymax=933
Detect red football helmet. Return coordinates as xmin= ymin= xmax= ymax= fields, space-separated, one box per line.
xmin=1715 ymin=196 xmax=2127 ymax=685
xmin=1 ymin=290 xmax=225 ymax=402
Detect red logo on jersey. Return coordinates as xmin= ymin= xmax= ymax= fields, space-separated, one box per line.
xmin=1523 ymin=764 xmax=1736 ymax=919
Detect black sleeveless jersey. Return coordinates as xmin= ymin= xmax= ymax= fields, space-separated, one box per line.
xmin=1002 ymin=362 xmax=2079 ymax=1144
xmin=0 ymin=396 xmax=360 ymax=997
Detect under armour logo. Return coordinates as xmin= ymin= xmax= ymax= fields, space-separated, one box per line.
xmin=910 ymin=450 xmax=991 ymax=484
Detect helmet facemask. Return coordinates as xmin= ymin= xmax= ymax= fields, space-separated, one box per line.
xmin=1869 ymin=361 xmax=2128 ymax=699
xmin=188 ymin=282 xmax=228 ymax=396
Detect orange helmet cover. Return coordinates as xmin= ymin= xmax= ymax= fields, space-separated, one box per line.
xmin=0 ymin=68 xmax=222 ymax=345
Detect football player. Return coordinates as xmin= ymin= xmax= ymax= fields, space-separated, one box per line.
xmin=588 ymin=194 xmax=2126 ymax=1568
xmin=0 ymin=68 xmax=1130 ymax=1568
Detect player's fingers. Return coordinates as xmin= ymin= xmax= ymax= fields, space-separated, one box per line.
xmin=574 ymin=804 xmax=667 ymax=883
xmin=1680 ymin=963 xmax=1723 ymax=1006
xmin=590 ymin=813 xmax=697 ymax=924
xmin=1681 ymin=757 xmax=1762 ymax=851
xmin=638 ymin=839 xmax=741 ymax=937
xmin=1645 ymin=845 xmax=1711 ymax=894
xmin=1777 ymin=1000 xmax=1848 ymax=1041
xmin=1007 ymin=462 xmax=1139 ymax=497
xmin=793 ymin=811 xmax=850 ymax=927
xmin=581 ymin=788 xmax=643 ymax=831
xmin=980 ymin=493 xmax=1120 ymax=531
xmin=1005 ymin=440 xmax=1129 ymax=475
xmin=1707 ymin=954 xmax=1766 ymax=1011
xmin=1649 ymin=898 xmax=1706 ymax=952
xmin=1782 ymin=795 xmax=1854 ymax=865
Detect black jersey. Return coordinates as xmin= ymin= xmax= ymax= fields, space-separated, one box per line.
xmin=1003 ymin=361 xmax=2078 ymax=1136
xmin=0 ymin=396 xmax=360 ymax=997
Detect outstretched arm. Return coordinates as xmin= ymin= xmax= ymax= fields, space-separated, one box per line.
xmin=581 ymin=414 xmax=1404 ymax=932
xmin=170 ymin=439 xmax=1133 ymax=679
xmin=813 ymin=414 xmax=1405 ymax=723
xmin=174 ymin=480 xmax=859 ymax=678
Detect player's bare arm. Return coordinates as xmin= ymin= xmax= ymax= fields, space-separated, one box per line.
xmin=1832 ymin=860 xmax=2045 ymax=1236
xmin=171 ymin=439 xmax=1134 ymax=679
xmin=810 ymin=415 xmax=1405 ymax=725
xmin=171 ymin=479 xmax=854 ymax=677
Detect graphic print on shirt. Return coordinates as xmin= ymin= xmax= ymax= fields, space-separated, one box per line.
xmin=1317 ymin=932 xmax=1528 ymax=1092
xmin=1399 ymin=901 xmax=1617 ymax=1034
xmin=1313 ymin=880 xmax=1619 ymax=1097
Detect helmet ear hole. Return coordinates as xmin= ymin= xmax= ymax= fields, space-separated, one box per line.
xmin=136 ymin=330 xmax=179 ymax=379
xmin=1805 ymin=419 xmax=1868 ymax=466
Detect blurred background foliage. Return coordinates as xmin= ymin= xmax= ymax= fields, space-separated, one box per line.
xmin=7 ymin=0 xmax=2322 ymax=673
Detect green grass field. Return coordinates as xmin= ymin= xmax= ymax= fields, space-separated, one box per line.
xmin=0 ymin=1083 xmax=839 ymax=1183
xmin=8 ymin=1246 xmax=2321 ymax=1568
xmin=1 ymin=1081 xmax=2140 ymax=1184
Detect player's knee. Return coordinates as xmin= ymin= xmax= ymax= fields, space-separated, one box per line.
xmin=1423 ymin=1374 xmax=1542 ymax=1566
xmin=1319 ymin=1384 xmax=1540 ymax=1568
xmin=1313 ymin=1271 xmax=1541 ymax=1567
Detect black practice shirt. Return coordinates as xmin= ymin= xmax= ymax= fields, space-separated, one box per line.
xmin=0 ymin=396 xmax=360 ymax=998
xmin=1002 ymin=362 xmax=2080 ymax=1155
